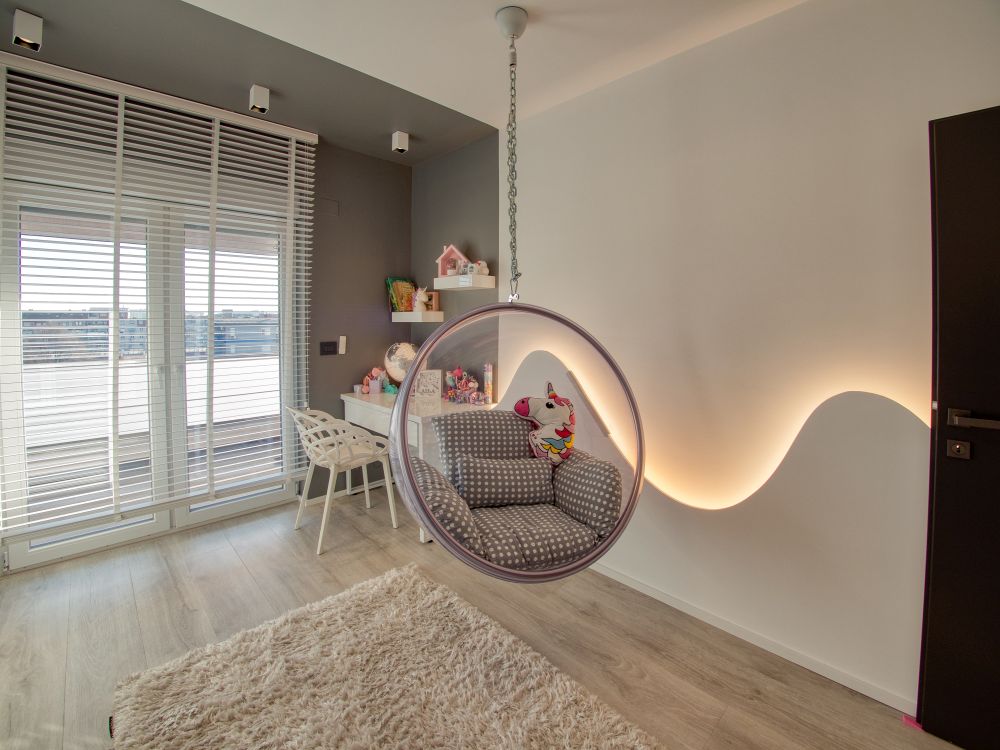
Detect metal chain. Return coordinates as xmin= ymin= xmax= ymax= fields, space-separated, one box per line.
xmin=506 ymin=39 xmax=521 ymax=303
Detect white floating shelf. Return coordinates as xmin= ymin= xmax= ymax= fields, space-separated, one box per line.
xmin=392 ymin=311 xmax=444 ymax=323
xmin=433 ymin=274 xmax=496 ymax=290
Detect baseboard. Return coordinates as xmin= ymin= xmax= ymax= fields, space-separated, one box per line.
xmin=590 ymin=562 xmax=916 ymax=715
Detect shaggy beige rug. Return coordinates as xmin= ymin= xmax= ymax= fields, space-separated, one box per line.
xmin=113 ymin=564 xmax=656 ymax=749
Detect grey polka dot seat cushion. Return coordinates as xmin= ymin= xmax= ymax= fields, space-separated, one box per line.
xmin=471 ymin=504 xmax=598 ymax=570
xmin=455 ymin=456 xmax=554 ymax=508
xmin=411 ymin=456 xmax=484 ymax=557
xmin=432 ymin=411 xmax=534 ymax=485
xmin=419 ymin=410 xmax=623 ymax=568
xmin=552 ymin=450 xmax=622 ymax=539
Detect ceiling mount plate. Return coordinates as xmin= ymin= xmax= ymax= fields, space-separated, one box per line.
xmin=495 ymin=6 xmax=528 ymax=39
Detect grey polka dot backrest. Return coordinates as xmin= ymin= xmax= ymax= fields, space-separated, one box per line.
xmin=432 ymin=410 xmax=534 ymax=485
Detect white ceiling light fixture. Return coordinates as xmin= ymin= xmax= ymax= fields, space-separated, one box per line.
xmin=12 ymin=9 xmax=43 ymax=52
xmin=391 ymin=130 xmax=409 ymax=154
xmin=249 ymin=83 xmax=270 ymax=114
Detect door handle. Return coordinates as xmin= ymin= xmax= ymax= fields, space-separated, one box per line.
xmin=947 ymin=408 xmax=1000 ymax=430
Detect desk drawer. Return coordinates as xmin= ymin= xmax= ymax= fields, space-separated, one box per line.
xmin=343 ymin=400 xmax=419 ymax=449
xmin=344 ymin=401 xmax=390 ymax=437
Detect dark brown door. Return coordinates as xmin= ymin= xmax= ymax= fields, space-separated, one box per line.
xmin=920 ymin=104 xmax=1000 ymax=750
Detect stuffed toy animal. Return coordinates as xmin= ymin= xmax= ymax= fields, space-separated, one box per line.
xmin=513 ymin=381 xmax=575 ymax=465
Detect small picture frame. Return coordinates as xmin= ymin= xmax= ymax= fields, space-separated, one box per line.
xmin=413 ymin=369 xmax=442 ymax=399
xmin=426 ymin=291 xmax=441 ymax=312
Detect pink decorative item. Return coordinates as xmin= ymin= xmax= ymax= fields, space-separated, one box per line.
xmin=513 ymin=381 xmax=576 ymax=465
xmin=436 ymin=244 xmax=469 ymax=277
xmin=361 ymin=367 xmax=385 ymax=395
xmin=444 ymin=366 xmax=480 ymax=403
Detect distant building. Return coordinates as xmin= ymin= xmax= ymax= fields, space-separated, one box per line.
xmin=21 ymin=308 xmax=277 ymax=363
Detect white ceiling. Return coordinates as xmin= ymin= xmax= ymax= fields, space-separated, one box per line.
xmin=183 ymin=0 xmax=806 ymax=128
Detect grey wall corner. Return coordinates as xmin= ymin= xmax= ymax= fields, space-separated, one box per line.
xmin=310 ymin=140 xmax=412 ymax=418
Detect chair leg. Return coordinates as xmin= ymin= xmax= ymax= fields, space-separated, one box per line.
xmin=316 ymin=468 xmax=337 ymax=555
xmin=346 ymin=467 xmax=353 ymax=495
xmin=382 ymin=457 xmax=398 ymax=529
xmin=361 ymin=464 xmax=372 ymax=509
xmin=294 ymin=461 xmax=315 ymax=530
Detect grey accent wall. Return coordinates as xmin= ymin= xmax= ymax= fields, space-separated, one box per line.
xmin=310 ymin=141 xmax=412 ymax=417
xmin=411 ymin=133 xmax=499 ymax=341
xmin=410 ymin=133 xmax=499 ymax=389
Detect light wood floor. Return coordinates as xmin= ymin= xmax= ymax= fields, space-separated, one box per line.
xmin=0 ymin=489 xmax=954 ymax=750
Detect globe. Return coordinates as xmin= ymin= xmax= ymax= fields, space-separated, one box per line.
xmin=384 ymin=342 xmax=418 ymax=383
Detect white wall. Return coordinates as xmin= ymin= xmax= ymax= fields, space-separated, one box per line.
xmin=498 ymin=0 xmax=1000 ymax=713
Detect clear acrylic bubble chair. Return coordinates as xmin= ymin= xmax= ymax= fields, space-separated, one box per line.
xmin=389 ymin=303 xmax=645 ymax=583
xmin=387 ymin=6 xmax=645 ymax=582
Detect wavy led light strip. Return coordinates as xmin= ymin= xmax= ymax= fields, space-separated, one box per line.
xmin=497 ymin=348 xmax=930 ymax=510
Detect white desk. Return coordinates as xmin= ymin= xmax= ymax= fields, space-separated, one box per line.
xmin=341 ymin=392 xmax=490 ymax=464
xmin=340 ymin=392 xmax=491 ymax=542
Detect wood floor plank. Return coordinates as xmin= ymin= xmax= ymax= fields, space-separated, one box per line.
xmin=223 ymin=510 xmax=340 ymax=614
xmin=0 ymin=494 xmax=960 ymax=750
xmin=125 ymin=539 xmax=218 ymax=667
xmin=62 ymin=551 xmax=146 ymax=750
xmin=156 ymin=527 xmax=279 ymax=641
xmin=0 ymin=565 xmax=71 ymax=750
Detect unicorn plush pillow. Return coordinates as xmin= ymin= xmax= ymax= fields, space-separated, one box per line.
xmin=513 ymin=381 xmax=575 ymax=466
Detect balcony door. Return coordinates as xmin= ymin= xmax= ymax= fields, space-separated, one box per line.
xmin=0 ymin=64 xmax=314 ymax=570
xmin=3 ymin=207 xmax=297 ymax=569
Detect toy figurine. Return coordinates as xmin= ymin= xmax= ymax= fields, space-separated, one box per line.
xmin=413 ymin=287 xmax=430 ymax=312
xmin=361 ymin=367 xmax=385 ymax=395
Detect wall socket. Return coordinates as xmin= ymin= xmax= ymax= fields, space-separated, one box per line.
xmin=319 ymin=336 xmax=348 ymax=356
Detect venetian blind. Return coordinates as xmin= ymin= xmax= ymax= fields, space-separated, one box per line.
xmin=0 ymin=62 xmax=315 ymax=538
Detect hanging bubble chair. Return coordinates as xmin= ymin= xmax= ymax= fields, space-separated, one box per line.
xmin=388 ymin=7 xmax=645 ymax=583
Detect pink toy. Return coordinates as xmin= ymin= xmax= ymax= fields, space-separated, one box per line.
xmin=361 ymin=367 xmax=385 ymax=395
xmin=514 ymin=381 xmax=576 ymax=465
xmin=435 ymin=244 xmax=469 ymax=277
xmin=445 ymin=366 xmax=479 ymax=403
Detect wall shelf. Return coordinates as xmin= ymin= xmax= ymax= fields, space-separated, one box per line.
xmin=392 ymin=311 xmax=444 ymax=323
xmin=433 ymin=275 xmax=496 ymax=290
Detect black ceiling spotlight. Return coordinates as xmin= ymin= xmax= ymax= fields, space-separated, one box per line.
xmin=12 ymin=9 xmax=43 ymax=52
xmin=249 ymin=84 xmax=269 ymax=114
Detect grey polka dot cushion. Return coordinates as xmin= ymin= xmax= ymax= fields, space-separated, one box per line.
xmin=471 ymin=504 xmax=598 ymax=570
xmin=456 ymin=456 xmax=554 ymax=509
xmin=552 ymin=450 xmax=622 ymax=539
xmin=432 ymin=411 xmax=534 ymax=485
xmin=411 ymin=456 xmax=485 ymax=556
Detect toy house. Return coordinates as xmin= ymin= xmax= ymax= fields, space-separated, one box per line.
xmin=435 ymin=244 xmax=469 ymax=276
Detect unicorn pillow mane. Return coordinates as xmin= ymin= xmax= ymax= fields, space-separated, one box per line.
xmin=513 ymin=381 xmax=575 ymax=465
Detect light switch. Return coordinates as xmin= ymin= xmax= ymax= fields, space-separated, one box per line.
xmin=339 ymin=335 xmax=347 ymax=355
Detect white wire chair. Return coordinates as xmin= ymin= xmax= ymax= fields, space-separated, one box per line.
xmin=288 ymin=407 xmax=398 ymax=554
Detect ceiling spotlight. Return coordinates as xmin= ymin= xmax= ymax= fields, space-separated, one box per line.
xmin=391 ymin=131 xmax=409 ymax=154
xmin=249 ymin=84 xmax=269 ymax=114
xmin=12 ymin=9 xmax=43 ymax=52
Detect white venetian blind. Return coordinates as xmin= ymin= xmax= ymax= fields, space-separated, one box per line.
xmin=0 ymin=62 xmax=314 ymax=538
